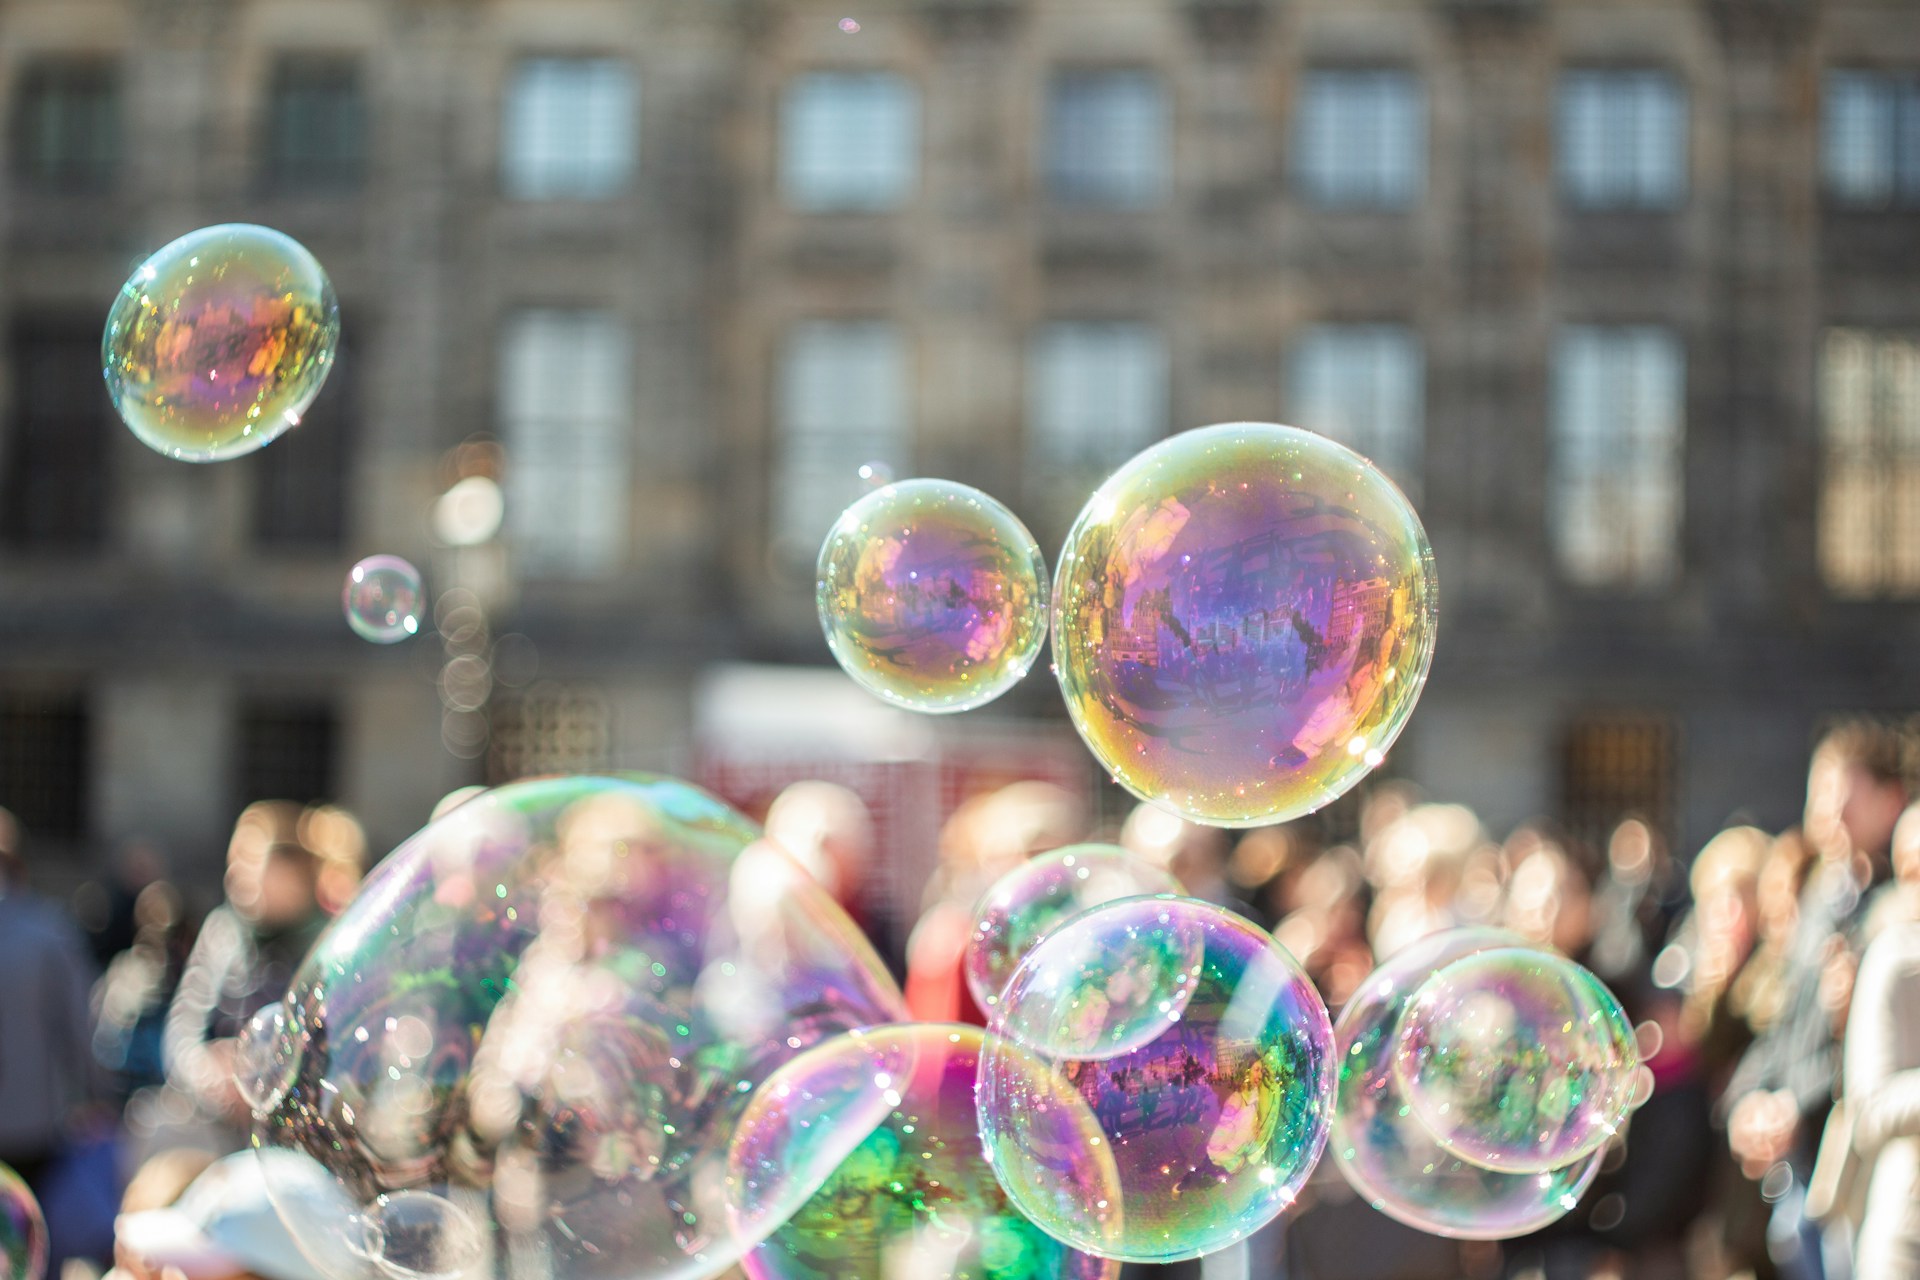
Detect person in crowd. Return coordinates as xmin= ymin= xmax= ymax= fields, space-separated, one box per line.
xmin=1590 ymin=816 xmax=1688 ymax=985
xmin=1500 ymin=828 xmax=1596 ymax=962
xmin=1724 ymin=722 xmax=1910 ymax=1280
xmin=763 ymin=780 xmax=901 ymax=975
xmin=163 ymin=804 xmax=329 ymax=1150
xmin=93 ymin=878 xmax=193 ymax=1098
xmin=1842 ymin=799 xmax=1920 ymax=1278
xmin=1271 ymin=846 xmax=1374 ymax=1012
xmin=0 ymin=807 xmax=104 ymax=1200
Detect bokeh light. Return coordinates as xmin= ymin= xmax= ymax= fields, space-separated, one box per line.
xmin=432 ymin=477 xmax=506 ymax=547
xmin=344 ymin=556 xmax=425 ymax=644
xmin=249 ymin=775 xmax=908 ymax=1280
xmin=102 ymin=223 xmax=339 ymax=462
xmin=977 ymin=897 xmax=1333 ymax=1263
xmin=1328 ymin=928 xmax=1604 ymax=1239
xmin=964 ymin=844 xmax=1183 ymax=1018
xmin=0 ymin=1164 xmax=46 ymax=1280
xmin=1052 ymin=423 xmax=1437 ymax=828
xmin=817 ymin=480 xmax=1049 ymax=714
xmin=1393 ymin=945 xmax=1639 ymax=1174
xmin=727 ymin=1023 xmax=1120 ymax=1279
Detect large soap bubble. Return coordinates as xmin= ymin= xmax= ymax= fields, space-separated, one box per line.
xmin=964 ymin=845 xmax=1183 ymax=1018
xmin=0 ymin=1164 xmax=46 ymax=1280
xmin=1328 ymin=928 xmax=1605 ymax=1238
xmin=1052 ymin=423 xmax=1437 ymax=827
xmin=727 ymin=1023 xmax=1120 ymax=1279
xmin=817 ymin=479 xmax=1049 ymax=714
xmin=977 ymin=897 xmax=1333 ymax=1263
xmin=103 ymin=224 xmax=339 ymax=462
xmin=1393 ymin=945 xmax=1638 ymax=1174
xmin=249 ymin=775 xmax=908 ymax=1280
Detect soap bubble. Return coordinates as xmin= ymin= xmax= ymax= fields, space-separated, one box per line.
xmin=344 ymin=556 xmax=424 ymax=643
xmin=1328 ymin=928 xmax=1605 ymax=1238
xmin=977 ymin=897 xmax=1333 ymax=1263
xmin=103 ymin=223 xmax=339 ymax=462
xmin=236 ymin=1000 xmax=301 ymax=1115
xmin=250 ymin=775 xmax=908 ymax=1280
xmin=0 ymin=1164 xmax=46 ymax=1280
xmin=817 ymin=480 xmax=1049 ymax=714
xmin=1052 ymin=423 xmax=1437 ymax=828
xmin=964 ymin=845 xmax=1183 ymax=1018
xmin=1393 ymin=946 xmax=1638 ymax=1174
xmin=727 ymin=1023 xmax=1120 ymax=1279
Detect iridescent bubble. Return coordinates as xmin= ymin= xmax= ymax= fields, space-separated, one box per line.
xmin=1052 ymin=423 xmax=1437 ymax=828
xmin=0 ymin=1164 xmax=47 ymax=1280
xmin=977 ymin=897 xmax=1334 ymax=1263
xmin=1328 ymin=928 xmax=1604 ymax=1239
xmin=344 ymin=556 xmax=424 ymax=644
xmin=250 ymin=775 xmax=908 ymax=1280
xmin=235 ymin=1000 xmax=301 ymax=1116
xmin=727 ymin=1024 xmax=1120 ymax=1279
xmin=103 ymin=224 xmax=339 ymax=462
xmin=964 ymin=846 xmax=1185 ymax=1022
xmin=817 ymin=480 xmax=1049 ymax=714
xmin=1393 ymin=946 xmax=1638 ymax=1174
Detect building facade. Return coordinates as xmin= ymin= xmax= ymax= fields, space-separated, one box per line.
xmin=1 ymin=0 xmax=1917 ymax=893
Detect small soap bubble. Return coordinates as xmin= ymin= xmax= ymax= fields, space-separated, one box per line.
xmin=726 ymin=1024 xmax=1119 ymax=1279
xmin=1051 ymin=423 xmax=1437 ymax=828
xmin=838 ymin=17 xmax=861 ymax=32
xmin=965 ymin=844 xmax=1184 ymax=1018
xmin=0 ymin=1165 xmax=47 ymax=1280
xmin=103 ymin=224 xmax=339 ymax=462
xmin=977 ymin=897 xmax=1334 ymax=1264
xmin=1393 ymin=946 xmax=1640 ymax=1174
xmin=344 ymin=556 xmax=425 ymax=644
xmin=235 ymin=1000 xmax=301 ymax=1116
xmin=1327 ymin=928 xmax=1605 ymax=1239
xmin=817 ymin=479 xmax=1049 ymax=714
xmin=364 ymin=1191 xmax=486 ymax=1280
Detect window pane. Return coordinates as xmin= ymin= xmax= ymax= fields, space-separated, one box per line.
xmin=1046 ymin=70 xmax=1168 ymax=207
xmin=774 ymin=320 xmax=908 ymax=557
xmin=3 ymin=321 xmax=112 ymax=549
xmin=502 ymin=57 xmax=636 ymax=199
xmin=12 ymin=61 xmax=120 ymax=192
xmin=1295 ymin=70 xmax=1423 ymax=208
xmin=1286 ymin=324 xmax=1424 ymax=497
xmin=499 ymin=310 xmax=633 ymax=575
xmin=780 ymin=73 xmax=918 ymax=211
xmin=0 ymin=692 xmax=89 ymax=845
xmin=1559 ymin=70 xmax=1686 ymax=209
xmin=1027 ymin=322 xmax=1167 ymax=469
xmin=236 ymin=698 xmax=336 ymax=806
xmin=265 ymin=60 xmax=367 ymax=191
xmin=1550 ymin=325 xmax=1685 ymax=586
xmin=1820 ymin=328 xmax=1920 ymax=596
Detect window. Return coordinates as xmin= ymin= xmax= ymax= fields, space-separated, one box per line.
xmin=502 ymin=57 xmax=636 ymax=199
xmin=486 ymin=684 xmax=611 ymax=785
xmin=1286 ymin=324 xmax=1424 ymax=495
xmin=252 ymin=328 xmax=354 ymax=549
xmin=0 ymin=692 xmax=89 ymax=845
xmin=1558 ymin=70 xmax=1687 ymax=209
xmin=1823 ymin=70 xmax=1920 ymax=208
xmin=1045 ymin=70 xmax=1168 ymax=207
xmin=1027 ymin=323 xmax=1167 ymax=471
xmin=780 ymin=73 xmax=918 ymax=211
xmin=774 ymin=320 xmax=908 ymax=557
xmin=499 ymin=310 xmax=632 ymax=576
xmin=236 ymin=699 xmax=336 ymax=806
xmin=264 ymin=59 xmax=367 ymax=191
xmin=12 ymin=60 xmax=119 ymax=192
xmin=1560 ymin=713 xmax=1675 ymax=857
xmin=3 ymin=322 xmax=111 ymax=549
xmin=1293 ymin=70 xmax=1424 ymax=209
xmin=1550 ymin=326 xmax=1685 ymax=587
xmin=1819 ymin=328 xmax=1920 ymax=597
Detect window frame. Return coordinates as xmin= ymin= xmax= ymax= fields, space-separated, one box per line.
xmin=500 ymin=54 xmax=639 ymax=201
xmin=778 ymin=71 xmax=920 ymax=212
xmin=1555 ymin=67 xmax=1690 ymax=212
xmin=1291 ymin=66 xmax=1426 ymax=211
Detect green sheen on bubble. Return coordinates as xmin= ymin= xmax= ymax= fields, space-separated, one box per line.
xmin=0 ymin=1164 xmax=46 ymax=1280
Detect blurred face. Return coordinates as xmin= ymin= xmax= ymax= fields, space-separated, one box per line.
xmin=1806 ymin=750 xmax=1907 ymax=861
xmin=255 ymin=853 xmax=317 ymax=928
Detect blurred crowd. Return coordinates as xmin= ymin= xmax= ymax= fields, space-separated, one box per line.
xmin=0 ymin=720 xmax=1916 ymax=1280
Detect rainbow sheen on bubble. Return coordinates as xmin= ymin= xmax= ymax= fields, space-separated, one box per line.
xmin=727 ymin=1024 xmax=1120 ymax=1280
xmin=0 ymin=1164 xmax=47 ymax=1280
xmin=1328 ymin=928 xmax=1604 ymax=1239
xmin=343 ymin=556 xmax=425 ymax=644
xmin=978 ymin=897 xmax=1333 ymax=1263
xmin=103 ymin=224 xmax=339 ymax=462
xmin=1052 ymin=423 xmax=1436 ymax=828
xmin=249 ymin=775 xmax=907 ymax=1280
xmin=1393 ymin=946 xmax=1638 ymax=1174
xmin=817 ymin=480 xmax=1049 ymax=714
xmin=965 ymin=845 xmax=1184 ymax=1017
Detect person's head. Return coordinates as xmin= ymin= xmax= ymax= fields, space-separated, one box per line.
xmin=1805 ymin=721 xmax=1910 ymax=863
xmin=1605 ymin=817 xmax=1663 ymax=885
xmin=764 ymin=781 xmax=876 ymax=906
xmin=299 ymin=805 xmax=367 ymax=916
xmin=245 ymin=843 xmax=320 ymax=929
xmin=1503 ymin=837 xmax=1594 ymax=956
xmin=1757 ymin=827 xmax=1815 ymax=941
xmin=224 ymin=801 xmax=302 ymax=908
